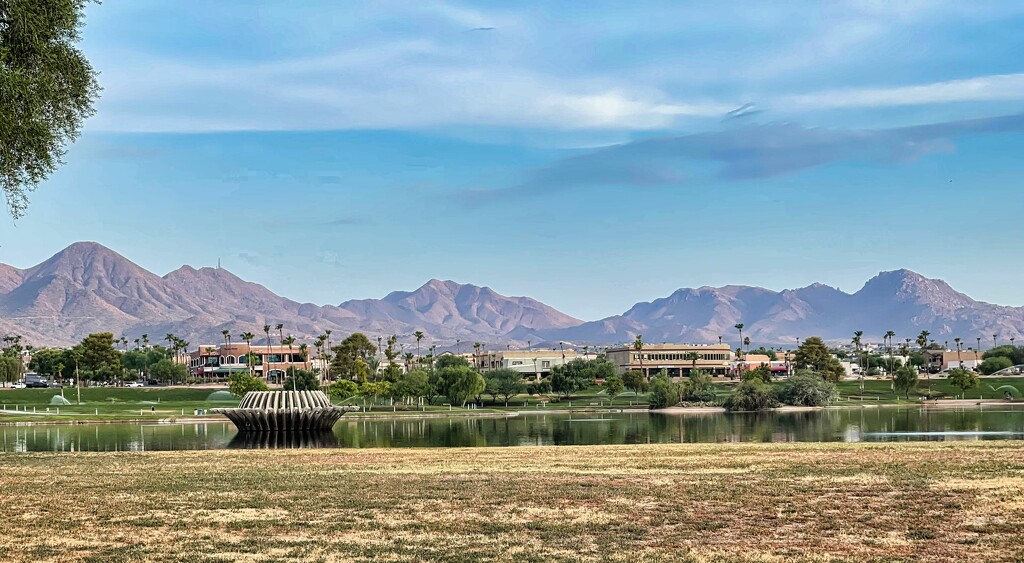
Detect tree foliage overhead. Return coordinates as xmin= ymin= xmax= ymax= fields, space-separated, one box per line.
xmin=1 ymin=0 xmax=100 ymax=218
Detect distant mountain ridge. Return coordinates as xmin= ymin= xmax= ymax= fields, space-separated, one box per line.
xmin=0 ymin=242 xmax=1021 ymax=347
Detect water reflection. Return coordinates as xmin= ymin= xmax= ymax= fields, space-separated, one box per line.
xmin=1 ymin=405 xmax=1023 ymax=452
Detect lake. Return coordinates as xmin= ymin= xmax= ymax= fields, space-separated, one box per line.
xmin=2 ymin=405 xmax=1023 ymax=452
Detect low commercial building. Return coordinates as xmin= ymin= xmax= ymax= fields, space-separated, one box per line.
xmin=476 ymin=349 xmax=580 ymax=380
xmin=605 ymin=343 xmax=734 ymax=377
xmin=921 ymin=349 xmax=983 ymax=372
xmin=187 ymin=344 xmax=310 ymax=383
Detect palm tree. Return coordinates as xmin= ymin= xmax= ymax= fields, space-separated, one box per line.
xmin=884 ymin=330 xmax=896 ymax=379
xmin=993 ymin=334 xmax=999 ymax=349
xmin=263 ymin=324 xmax=272 ymax=347
xmin=633 ymin=334 xmax=645 ymax=379
xmin=718 ymin=335 xmax=722 ymax=345
xmin=954 ymin=337 xmax=963 ymax=369
xmin=473 ymin=342 xmax=482 ymax=370
xmin=275 ymin=324 xmax=284 ymax=349
xmin=684 ymin=351 xmax=702 ymax=376
xmin=141 ymin=334 xmax=149 ymax=349
xmin=1011 ymin=336 xmax=1016 ymax=348
xmin=282 ymin=335 xmax=296 ymax=377
xmin=743 ymin=336 xmax=750 ymax=354
xmin=324 ymin=329 xmax=333 ymax=380
xmin=734 ymin=324 xmax=744 ymax=358
xmin=977 ymin=337 xmax=982 ymax=354
xmin=403 ymin=352 xmax=414 ymax=372
xmin=240 ymin=332 xmax=255 ymax=375
xmin=299 ymin=343 xmax=309 ymax=371
xmin=413 ymin=331 xmax=425 ymax=364
xmin=582 ymin=345 xmax=590 ymax=361
xmin=456 ymin=339 xmax=462 ymax=355
xmin=852 ymin=331 xmax=864 ymax=392
xmin=133 ymin=338 xmax=140 ymax=351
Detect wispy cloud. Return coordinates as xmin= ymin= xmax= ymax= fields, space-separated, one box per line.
xmin=782 ymin=73 xmax=1024 ymax=109
xmin=466 ymin=112 xmax=1024 ymax=201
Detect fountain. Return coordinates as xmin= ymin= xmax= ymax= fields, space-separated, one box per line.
xmin=212 ymin=391 xmax=358 ymax=432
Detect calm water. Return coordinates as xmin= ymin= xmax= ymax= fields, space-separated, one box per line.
xmin=2 ymin=406 xmax=1024 ymax=452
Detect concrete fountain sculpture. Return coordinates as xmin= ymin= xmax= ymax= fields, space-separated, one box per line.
xmin=212 ymin=390 xmax=357 ymax=432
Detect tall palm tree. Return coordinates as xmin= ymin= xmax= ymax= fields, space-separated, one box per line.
xmin=954 ymin=337 xmax=963 ymax=369
xmin=1011 ymin=336 xmax=1016 ymax=348
xmin=633 ymin=334 xmax=645 ymax=379
xmin=734 ymin=324 xmax=744 ymax=358
xmin=456 ymin=339 xmax=462 ymax=355
xmin=582 ymin=345 xmax=590 ymax=361
xmin=977 ymin=337 xmax=982 ymax=354
xmin=884 ymin=330 xmax=896 ymax=379
xmin=993 ymin=334 xmax=999 ymax=349
xmin=684 ymin=351 xmax=702 ymax=376
xmin=473 ymin=342 xmax=482 ymax=370
xmin=133 ymin=338 xmax=140 ymax=351
xmin=240 ymin=332 xmax=255 ymax=375
xmin=282 ymin=335 xmax=296 ymax=377
xmin=403 ymin=352 xmax=414 ymax=372
xmin=853 ymin=331 xmax=864 ymax=392
xmin=165 ymin=333 xmax=176 ymax=355
xmin=324 ymin=329 xmax=333 ymax=380
xmin=414 ymin=331 xmax=425 ymax=365
xmin=263 ymin=324 xmax=272 ymax=347
xmin=743 ymin=336 xmax=750 ymax=354
xmin=276 ymin=324 xmax=284 ymax=350
xmin=299 ymin=343 xmax=309 ymax=371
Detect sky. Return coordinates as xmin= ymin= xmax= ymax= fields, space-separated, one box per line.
xmin=2 ymin=0 xmax=1024 ymax=320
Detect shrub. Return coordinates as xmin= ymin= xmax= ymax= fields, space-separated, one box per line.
xmin=326 ymin=379 xmax=359 ymax=400
xmin=779 ymin=371 xmax=837 ymax=407
xmin=648 ymin=375 xmax=682 ymax=409
xmin=723 ymin=380 xmax=779 ymax=411
xmin=979 ymin=356 xmax=1013 ymax=375
xmin=228 ymin=372 xmax=268 ymax=397
xmin=682 ymin=370 xmax=716 ymax=402
xmin=283 ymin=368 xmax=319 ymax=391
xmin=741 ymin=365 xmax=772 ymax=384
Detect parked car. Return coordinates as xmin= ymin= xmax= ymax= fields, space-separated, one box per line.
xmin=11 ymin=382 xmax=26 ymax=389
xmin=25 ymin=381 xmax=49 ymax=389
xmin=127 ymin=381 xmax=144 ymax=388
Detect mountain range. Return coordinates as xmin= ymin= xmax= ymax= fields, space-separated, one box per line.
xmin=1 ymin=242 xmax=1021 ymax=348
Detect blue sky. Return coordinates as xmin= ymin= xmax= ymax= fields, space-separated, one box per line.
xmin=2 ymin=1 xmax=1024 ymax=319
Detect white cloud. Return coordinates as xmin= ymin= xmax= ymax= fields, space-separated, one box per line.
xmin=783 ymin=73 xmax=1024 ymax=109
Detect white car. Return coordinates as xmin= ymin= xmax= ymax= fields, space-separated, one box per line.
xmin=127 ymin=381 xmax=144 ymax=388
xmin=11 ymin=382 xmax=26 ymax=389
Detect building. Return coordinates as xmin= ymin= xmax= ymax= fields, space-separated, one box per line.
xmin=921 ymin=349 xmax=983 ymax=372
xmin=605 ymin=343 xmax=734 ymax=377
xmin=187 ymin=344 xmax=311 ymax=383
xmin=475 ymin=349 xmax=581 ymax=380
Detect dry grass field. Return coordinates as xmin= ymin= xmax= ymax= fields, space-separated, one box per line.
xmin=2 ymin=442 xmax=1023 ymax=562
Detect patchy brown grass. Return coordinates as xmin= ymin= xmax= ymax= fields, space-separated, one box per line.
xmin=2 ymin=442 xmax=1023 ymax=561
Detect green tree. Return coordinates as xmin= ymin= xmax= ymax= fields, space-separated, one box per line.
xmin=27 ymin=348 xmax=63 ymax=379
xmin=648 ymin=374 xmax=682 ymax=409
xmin=228 ymin=371 xmax=268 ymax=396
xmin=893 ymin=365 xmax=919 ymax=400
xmin=484 ymin=368 xmax=525 ymax=406
xmin=979 ymin=356 xmax=1013 ymax=375
xmin=326 ymin=379 xmax=359 ymax=401
xmin=0 ymin=355 xmax=22 ymax=385
xmin=779 ymin=371 xmax=837 ymax=406
xmin=78 ymin=332 xmax=120 ymax=381
xmin=792 ymin=337 xmax=845 ymax=382
xmin=148 ymin=359 xmax=187 ymax=384
xmin=622 ymin=369 xmax=647 ymax=396
xmin=549 ymin=359 xmax=596 ymax=399
xmin=946 ymin=368 xmax=980 ymax=396
xmin=741 ymin=365 xmax=772 ymax=384
xmin=603 ymin=372 xmax=625 ymax=398
xmin=681 ymin=370 xmax=716 ymax=402
xmin=283 ymin=367 xmax=319 ymax=391
xmin=330 ymin=333 xmax=377 ymax=380
xmin=436 ymin=365 xmax=485 ymax=407
xmin=723 ymin=379 xmax=779 ymax=411
xmin=435 ymin=354 xmax=469 ymax=370
xmin=394 ymin=369 xmax=431 ymax=404
xmin=360 ymin=381 xmax=392 ymax=405
xmin=747 ymin=347 xmax=777 ymax=361
xmin=983 ymin=345 xmax=1024 ymax=366
xmin=1 ymin=0 xmax=100 ymax=218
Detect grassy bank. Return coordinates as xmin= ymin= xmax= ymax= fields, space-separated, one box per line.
xmin=2 ymin=442 xmax=1023 ymax=561
xmin=2 ymin=375 xmax=1021 ymax=424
